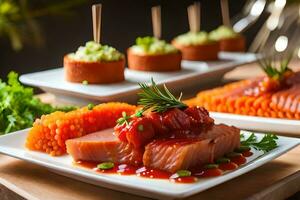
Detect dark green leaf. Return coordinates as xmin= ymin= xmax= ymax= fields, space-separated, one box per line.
xmin=0 ymin=71 xmax=76 ymax=135
xmin=241 ymin=133 xmax=278 ymax=152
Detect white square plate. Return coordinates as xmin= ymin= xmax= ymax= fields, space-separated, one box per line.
xmin=211 ymin=112 xmax=300 ymax=136
xmin=0 ymin=128 xmax=298 ymax=200
xmin=19 ymin=52 xmax=257 ymax=103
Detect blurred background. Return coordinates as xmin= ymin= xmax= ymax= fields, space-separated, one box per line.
xmin=1 ymin=0 xmax=300 ymax=79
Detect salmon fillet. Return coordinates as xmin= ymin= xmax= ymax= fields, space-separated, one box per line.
xmin=67 ymin=125 xmax=240 ymax=173
xmin=143 ymin=124 xmax=240 ymax=173
xmin=66 ymin=129 xmax=143 ymax=166
xmin=271 ymin=84 xmax=300 ymax=113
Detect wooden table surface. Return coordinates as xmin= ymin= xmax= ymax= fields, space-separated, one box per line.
xmin=1 ymin=62 xmax=300 ymax=200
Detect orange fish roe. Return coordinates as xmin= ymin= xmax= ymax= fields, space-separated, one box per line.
xmin=26 ymin=102 xmax=136 ymax=156
xmin=184 ymin=80 xmax=300 ymax=120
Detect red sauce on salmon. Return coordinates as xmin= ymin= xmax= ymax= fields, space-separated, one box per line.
xmin=230 ymin=155 xmax=247 ymax=165
xmin=75 ymin=150 xmax=251 ymax=184
xmin=219 ymin=162 xmax=238 ymax=171
xmin=242 ymin=150 xmax=253 ymax=157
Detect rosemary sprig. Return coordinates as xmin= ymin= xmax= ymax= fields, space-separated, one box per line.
xmin=138 ymin=78 xmax=188 ymax=113
xmin=258 ymin=55 xmax=292 ymax=80
xmin=240 ymin=133 xmax=279 ymax=153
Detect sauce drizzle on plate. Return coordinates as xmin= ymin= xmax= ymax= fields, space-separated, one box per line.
xmin=76 ymin=150 xmax=251 ymax=184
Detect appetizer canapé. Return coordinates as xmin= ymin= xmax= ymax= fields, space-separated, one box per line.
xmin=185 ymin=57 xmax=300 ymax=119
xmin=209 ymin=26 xmax=245 ymax=52
xmin=26 ymin=79 xmax=278 ymax=182
xmin=172 ymin=31 xmax=219 ymax=61
xmin=64 ymin=41 xmax=125 ymax=84
xmin=127 ymin=37 xmax=182 ymax=71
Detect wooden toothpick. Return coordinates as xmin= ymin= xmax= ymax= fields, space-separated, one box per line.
xmin=187 ymin=2 xmax=201 ymax=33
xmin=220 ymin=0 xmax=231 ymax=27
xmin=151 ymin=6 xmax=161 ymax=39
xmin=92 ymin=4 xmax=102 ymax=43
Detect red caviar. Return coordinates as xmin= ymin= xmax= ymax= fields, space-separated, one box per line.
xmin=26 ymin=103 xmax=136 ymax=156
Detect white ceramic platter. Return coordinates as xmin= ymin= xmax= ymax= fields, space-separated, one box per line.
xmin=0 ymin=129 xmax=298 ymax=200
xmin=20 ymin=52 xmax=257 ymax=104
xmin=211 ymin=112 xmax=300 ymax=136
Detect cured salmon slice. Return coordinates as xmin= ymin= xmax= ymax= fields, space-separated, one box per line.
xmin=66 ymin=129 xmax=143 ymax=166
xmin=67 ymin=125 xmax=240 ymax=173
xmin=271 ymin=84 xmax=300 ymax=113
xmin=143 ymin=124 xmax=240 ymax=173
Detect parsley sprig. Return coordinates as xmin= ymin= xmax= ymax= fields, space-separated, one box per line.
xmin=138 ymin=78 xmax=187 ymax=113
xmin=240 ymin=133 xmax=279 ymax=153
xmin=0 ymin=71 xmax=75 ymax=134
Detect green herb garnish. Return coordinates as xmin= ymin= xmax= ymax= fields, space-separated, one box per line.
xmin=137 ymin=124 xmax=144 ymax=132
xmin=135 ymin=110 xmax=143 ymax=118
xmin=176 ymin=170 xmax=192 ymax=177
xmin=87 ymin=103 xmax=94 ymax=110
xmin=258 ymin=55 xmax=292 ymax=80
xmin=116 ymin=111 xmax=131 ymax=125
xmin=215 ymin=158 xmax=230 ymax=164
xmin=241 ymin=133 xmax=278 ymax=153
xmin=204 ymin=164 xmax=219 ymax=169
xmin=138 ymin=78 xmax=188 ymax=113
xmin=116 ymin=110 xmax=143 ymax=126
xmin=97 ymin=162 xmax=114 ymax=170
xmin=0 ymin=71 xmax=75 ymax=134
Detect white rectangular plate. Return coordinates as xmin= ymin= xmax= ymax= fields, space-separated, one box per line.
xmin=211 ymin=112 xmax=300 ymax=136
xmin=19 ymin=52 xmax=257 ymax=103
xmin=0 ymin=129 xmax=298 ymax=199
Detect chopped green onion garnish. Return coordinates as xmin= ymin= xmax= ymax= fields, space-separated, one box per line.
xmin=176 ymin=170 xmax=191 ymax=177
xmin=87 ymin=103 xmax=94 ymax=110
xmin=225 ymin=152 xmax=242 ymax=158
xmin=204 ymin=164 xmax=219 ymax=169
xmin=138 ymin=124 xmax=144 ymax=132
xmin=82 ymin=80 xmax=89 ymax=85
xmin=135 ymin=110 xmax=143 ymax=117
xmin=235 ymin=146 xmax=251 ymax=153
xmin=215 ymin=158 xmax=230 ymax=164
xmin=97 ymin=162 xmax=114 ymax=170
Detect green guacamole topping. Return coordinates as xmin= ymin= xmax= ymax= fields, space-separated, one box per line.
xmin=68 ymin=41 xmax=124 ymax=62
xmin=174 ymin=31 xmax=215 ymax=46
xmin=209 ymin=26 xmax=239 ymax=41
xmin=131 ymin=36 xmax=178 ymax=55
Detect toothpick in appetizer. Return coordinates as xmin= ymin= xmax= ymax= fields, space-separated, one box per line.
xmin=64 ymin=4 xmax=125 ymax=84
xmin=127 ymin=6 xmax=182 ymax=72
xmin=209 ymin=0 xmax=246 ymax=52
xmin=172 ymin=2 xmax=220 ymax=61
